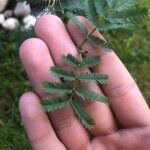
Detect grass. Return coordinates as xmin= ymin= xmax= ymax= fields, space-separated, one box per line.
xmin=0 ymin=1 xmax=150 ymax=149
xmin=0 ymin=30 xmax=31 ymax=149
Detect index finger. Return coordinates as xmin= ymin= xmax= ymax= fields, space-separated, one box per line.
xmin=67 ymin=16 xmax=150 ymax=128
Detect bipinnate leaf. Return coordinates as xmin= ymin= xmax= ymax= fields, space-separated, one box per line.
xmin=81 ymin=56 xmax=100 ymax=67
xmin=75 ymin=88 xmax=109 ymax=103
xmin=70 ymin=100 xmax=95 ymax=130
xmin=62 ymin=54 xmax=80 ymax=67
xmin=42 ymin=96 xmax=69 ymax=111
xmin=42 ymin=81 xmax=72 ymax=94
xmin=88 ymin=35 xmax=113 ymax=51
xmin=51 ymin=67 xmax=76 ymax=81
xmin=79 ymin=72 xmax=108 ymax=84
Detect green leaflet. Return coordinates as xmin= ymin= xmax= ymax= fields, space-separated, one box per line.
xmin=65 ymin=12 xmax=88 ymax=35
xmin=94 ymin=0 xmax=108 ymax=17
xmin=70 ymin=100 xmax=95 ymax=130
xmin=107 ymin=8 xmax=148 ymax=24
xmin=88 ymin=35 xmax=113 ymax=51
xmin=105 ymin=0 xmax=118 ymax=9
xmin=51 ymin=67 xmax=108 ymax=84
xmin=42 ymin=95 xmax=69 ymax=111
xmin=42 ymin=81 xmax=73 ymax=94
xmin=63 ymin=54 xmax=100 ymax=67
xmin=62 ymin=54 xmax=81 ymax=67
xmin=81 ymin=56 xmax=101 ymax=67
xmin=79 ymin=72 xmax=109 ymax=84
xmin=106 ymin=0 xmax=135 ymax=11
xmin=61 ymin=0 xmax=85 ymax=15
xmin=51 ymin=67 xmax=76 ymax=81
xmin=75 ymin=88 xmax=109 ymax=103
xmin=95 ymin=22 xmax=134 ymax=31
xmin=84 ymin=0 xmax=99 ymax=25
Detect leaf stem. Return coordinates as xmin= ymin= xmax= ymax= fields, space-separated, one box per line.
xmin=69 ymin=28 xmax=97 ymax=101
xmin=78 ymin=28 xmax=96 ymax=51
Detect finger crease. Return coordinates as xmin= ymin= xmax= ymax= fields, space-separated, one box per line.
xmin=30 ymin=131 xmax=53 ymax=145
xmin=54 ymin=115 xmax=76 ymax=131
xmin=108 ymin=81 xmax=136 ymax=99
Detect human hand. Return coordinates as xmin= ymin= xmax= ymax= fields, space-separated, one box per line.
xmin=19 ymin=15 xmax=150 ymax=150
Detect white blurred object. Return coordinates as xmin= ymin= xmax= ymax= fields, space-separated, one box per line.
xmin=0 ymin=14 xmax=5 ymax=24
xmin=4 ymin=10 xmax=13 ymax=18
xmin=2 ymin=18 xmax=19 ymax=30
xmin=0 ymin=0 xmax=9 ymax=12
xmin=14 ymin=2 xmax=31 ymax=17
xmin=23 ymin=15 xmax=36 ymax=29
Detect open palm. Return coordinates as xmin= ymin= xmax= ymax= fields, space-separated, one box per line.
xmin=19 ymin=15 xmax=150 ymax=150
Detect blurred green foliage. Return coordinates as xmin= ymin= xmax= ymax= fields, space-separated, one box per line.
xmin=0 ymin=0 xmax=150 ymax=149
xmin=0 ymin=29 xmax=31 ymax=149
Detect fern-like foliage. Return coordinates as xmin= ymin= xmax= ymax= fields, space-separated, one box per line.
xmin=42 ymin=54 xmax=109 ymax=129
xmin=19 ymin=0 xmax=148 ymax=130
xmin=20 ymin=0 xmax=148 ymax=50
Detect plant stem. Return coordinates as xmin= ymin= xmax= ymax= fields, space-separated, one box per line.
xmin=78 ymin=28 xmax=96 ymax=51
xmin=69 ymin=28 xmax=96 ymax=101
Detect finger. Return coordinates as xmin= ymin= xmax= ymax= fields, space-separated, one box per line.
xmin=92 ymin=126 xmax=150 ymax=149
xmin=80 ymin=68 xmax=117 ymax=135
xmin=19 ymin=92 xmax=65 ymax=150
xmin=19 ymin=38 xmax=59 ymax=96
xmin=19 ymin=37 xmax=90 ymax=149
xmin=35 ymin=14 xmax=117 ymax=136
xmin=67 ymin=16 xmax=150 ymax=127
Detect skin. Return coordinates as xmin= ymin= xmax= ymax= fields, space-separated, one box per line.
xmin=19 ymin=15 xmax=150 ymax=150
